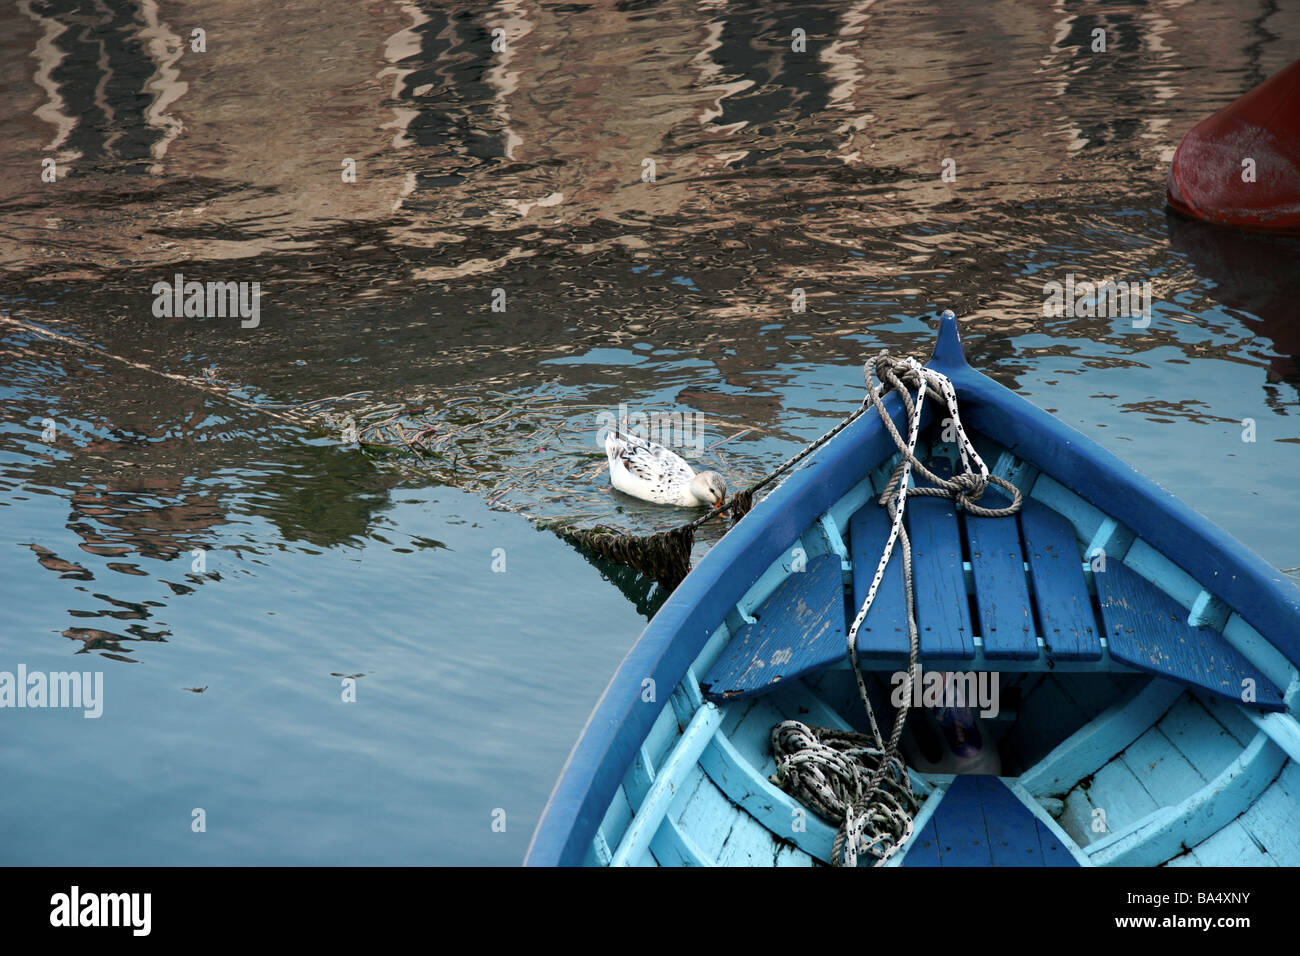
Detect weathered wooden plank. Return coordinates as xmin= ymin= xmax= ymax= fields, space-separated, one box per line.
xmin=849 ymin=503 xmax=911 ymax=656
xmin=610 ymin=703 xmax=723 ymax=866
xmin=904 ymin=776 xmax=1080 ymax=867
xmin=966 ymin=503 xmax=1036 ymax=660
xmin=1020 ymin=498 xmax=1102 ymax=661
xmin=978 ymin=776 xmax=1047 ymax=866
xmin=1118 ymin=726 xmax=1207 ymax=808
xmin=714 ymin=805 xmax=797 ymax=867
xmin=701 ymin=554 xmax=847 ymax=701
xmin=929 ymin=775 xmax=993 ymax=865
xmin=899 ymin=817 xmax=942 ymax=867
xmin=1098 ymin=561 xmax=1285 ymax=710
xmin=1088 ymin=731 xmax=1287 ymax=867
xmin=1020 ymin=679 xmax=1184 ymax=797
xmin=597 ymin=784 xmax=635 ymax=853
xmin=908 ymin=497 xmax=975 ymax=660
xmin=698 ymin=729 xmax=837 ymax=864
xmin=649 ymin=818 xmax=714 ymax=867
xmin=1155 ymin=694 xmax=1246 ymax=781
xmin=1247 ymin=710 xmax=1300 ymax=765
xmin=1185 ymin=820 xmax=1276 ymax=867
xmin=1231 ymin=761 xmax=1300 ymax=866
xmin=1067 ymin=758 xmax=1160 ymax=846
xmin=1008 ymin=781 xmax=1095 ymax=866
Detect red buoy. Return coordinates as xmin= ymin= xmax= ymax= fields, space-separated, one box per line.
xmin=1167 ymin=59 xmax=1300 ymax=232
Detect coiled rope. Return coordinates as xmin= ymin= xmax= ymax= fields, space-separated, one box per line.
xmin=770 ymin=349 xmax=1022 ymax=867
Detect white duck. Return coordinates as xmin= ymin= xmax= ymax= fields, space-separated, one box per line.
xmin=604 ymin=428 xmax=728 ymax=508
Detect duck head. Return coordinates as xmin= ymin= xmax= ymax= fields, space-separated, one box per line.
xmin=690 ymin=470 xmax=728 ymax=509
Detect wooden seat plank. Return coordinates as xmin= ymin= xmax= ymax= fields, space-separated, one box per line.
xmin=701 ymin=554 xmax=847 ymax=702
xmin=903 ymin=775 xmax=1080 ymax=867
xmin=1020 ymin=499 xmax=1102 ymax=661
xmin=966 ymin=499 xmax=1036 ymax=660
xmin=1097 ymin=561 xmax=1284 ymax=711
xmin=926 ymin=774 xmax=993 ymax=866
xmin=907 ymin=497 xmax=975 ymax=660
xmin=848 ymin=503 xmax=911 ymax=656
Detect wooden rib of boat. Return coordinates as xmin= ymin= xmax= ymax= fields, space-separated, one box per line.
xmin=526 ymin=316 xmax=1300 ymax=867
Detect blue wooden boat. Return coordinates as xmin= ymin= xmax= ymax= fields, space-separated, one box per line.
xmin=527 ymin=315 xmax=1300 ymax=867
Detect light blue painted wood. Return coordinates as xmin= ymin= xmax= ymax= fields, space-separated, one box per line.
xmin=691 ymin=621 xmax=738 ymax=693
xmin=1198 ymin=694 xmax=1259 ymax=746
xmin=1027 ymin=473 xmax=1107 ymax=545
xmin=644 ymin=703 xmax=683 ymax=768
xmin=818 ymin=514 xmax=851 ymax=566
xmin=991 ymin=449 xmax=1038 ymax=492
xmin=590 ymin=828 xmax=613 ymax=866
xmin=1085 ymin=517 xmax=1119 ymax=565
xmin=1063 ymin=757 xmax=1161 ymax=847
xmin=714 ymin=803 xmax=805 ymax=867
xmin=1020 ymin=679 xmax=1184 ymax=797
xmin=598 ymin=784 xmax=635 ymax=852
xmin=823 ymin=473 xmax=878 ymax=548
xmin=698 ymin=728 xmax=837 ymax=863
xmin=1117 ymin=725 xmax=1208 ymax=808
xmin=775 ymin=843 xmax=817 ymax=867
xmin=1182 ymin=820 xmax=1276 ymax=867
xmin=1246 ymin=710 xmax=1300 ymax=765
xmin=1088 ymin=731 xmax=1287 ymax=867
xmin=610 ymin=703 xmax=723 ymax=867
xmin=649 ymin=818 xmax=714 ymax=866
xmin=1229 ymin=761 xmax=1300 ymax=866
xmin=672 ymin=764 xmax=743 ymax=862
xmin=682 ymin=667 xmax=706 ymax=710
xmin=1222 ymin=613 xmax=1298 ymax=701
xmin=1188 ymin=589 xmax=1231 ymax=631
xmin=1154 ymin=694 xmax=1248 ymax=780
xmin=625 ymin=745 xmax=657 ymax=805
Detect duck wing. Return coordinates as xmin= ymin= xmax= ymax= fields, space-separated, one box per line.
xmin=606 ymin=428 xmax=696 ymax=486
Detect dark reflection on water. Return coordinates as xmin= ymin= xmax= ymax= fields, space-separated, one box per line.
xmin=1166 ymin=212 xmax=1300 ymax=388
xmin=0 ymin=0 xmax=1298 ymax=864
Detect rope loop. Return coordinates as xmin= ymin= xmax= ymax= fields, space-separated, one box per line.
xmin=770 ymin=342 xmax=1024 ymax=866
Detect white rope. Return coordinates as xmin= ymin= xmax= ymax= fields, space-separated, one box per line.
xmin=771 ymin=347 xmax=1023 ymax=867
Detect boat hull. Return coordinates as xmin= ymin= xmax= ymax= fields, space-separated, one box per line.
xmin=527 ymin=317 xmax=1300 ymax=867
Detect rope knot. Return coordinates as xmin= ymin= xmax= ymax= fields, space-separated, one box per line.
xmin=948 ymin=471 xmax=989 ymax=508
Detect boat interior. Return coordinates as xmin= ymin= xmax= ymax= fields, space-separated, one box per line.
xmin=586 ymin=425 xmax=1300 ymax=867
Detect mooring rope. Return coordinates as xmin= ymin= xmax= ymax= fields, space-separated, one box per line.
xmin=770 ymin=350 xmax=1022 ymax=867
xmin=555 ymin=384 xmax=876 ymax=589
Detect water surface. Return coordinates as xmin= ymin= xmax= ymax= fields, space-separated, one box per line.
xmin=1 ymin=0 xmax=1298 ymax=864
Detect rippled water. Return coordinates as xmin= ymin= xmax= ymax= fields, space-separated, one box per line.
xmin=1 ymin=0 xmax=1298 ymax=864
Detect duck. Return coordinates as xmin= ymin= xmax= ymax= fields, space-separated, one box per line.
xmin=604 ymin=428 xmax=728 ymax=508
